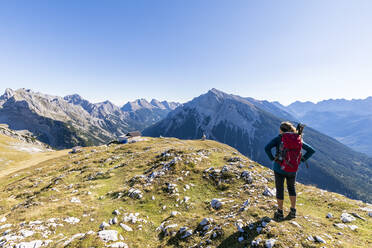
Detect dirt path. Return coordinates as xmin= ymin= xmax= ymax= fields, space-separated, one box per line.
xmin=0 ymin=150 xmax=69 ymax=178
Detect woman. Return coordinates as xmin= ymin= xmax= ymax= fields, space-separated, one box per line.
xmin=265 ymin=121 xmax=315 ymax=220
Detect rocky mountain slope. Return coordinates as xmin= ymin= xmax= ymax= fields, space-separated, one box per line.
xmin=0 ymin=89 xmax=179 ymax=149
xmin=0 ymin=138 xmax=370 ymax=247
xmin=143 ymin=89 xmax=372 ymax=203
xmin=281 ymin=97 xmax=372 ymax=156
xmin=0 ymin=124 xmax=49 ymax=149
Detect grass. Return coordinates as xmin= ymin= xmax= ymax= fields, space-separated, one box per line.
xmin=0 ymin=137 xmax=370 ymax=247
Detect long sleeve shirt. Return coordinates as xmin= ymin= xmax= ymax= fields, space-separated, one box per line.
xmin=265 ymin=135 xmax=315 ymax=175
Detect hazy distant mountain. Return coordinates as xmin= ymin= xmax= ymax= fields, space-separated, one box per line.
xmin=0 ymin=89 xmax=178 ymax=149
xmin=144 ymin=89 xmax=372 ymax=202
xmin=284 ymin=97 xmax=372 ymax=156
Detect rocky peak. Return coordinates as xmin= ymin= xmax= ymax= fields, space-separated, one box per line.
xmin=150 ymin=99 xmax=166 ymax=109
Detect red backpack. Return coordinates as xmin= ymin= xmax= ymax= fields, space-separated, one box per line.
xmin=276 ymin=133 xmax=303 ymax=172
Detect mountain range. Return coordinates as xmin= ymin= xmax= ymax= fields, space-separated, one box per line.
xmin=143 ymin=89 xmax=372 ymax=202
xmin=278 ymin=98 xmax=372 ymax=156
xmin=0 ymin=88 xmax=179 ymax=149
xmin=1 ymin=88 xmax=371 ymax=202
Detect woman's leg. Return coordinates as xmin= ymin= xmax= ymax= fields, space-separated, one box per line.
xmin=274 ymin=172 xmax=285 ymax=210
xmin=286 ymin=174 xmax=297 ymax=209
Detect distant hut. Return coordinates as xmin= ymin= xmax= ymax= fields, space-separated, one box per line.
xmin=126 ymin=131 xmax=142 ymax=138
xmin=118 ymin=131 xmax=142 ymax=144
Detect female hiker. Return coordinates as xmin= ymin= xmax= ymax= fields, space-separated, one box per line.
xmin=265 ymin=121 xmax=315 ymax=221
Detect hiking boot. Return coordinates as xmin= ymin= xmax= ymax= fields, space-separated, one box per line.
xmin=274 ymin=209 xmax=284 ymax=221
xmin=289 ymin=207 xmax=296 ymax=219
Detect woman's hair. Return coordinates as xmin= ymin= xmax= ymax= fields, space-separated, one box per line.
xmin=280 ymin=121 xmax=297 ymax=133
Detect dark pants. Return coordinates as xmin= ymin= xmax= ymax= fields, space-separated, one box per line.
xmin=274 ymin=172 xmax=296 ymax=200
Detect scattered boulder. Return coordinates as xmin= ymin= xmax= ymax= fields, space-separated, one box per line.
xmin=241 ymin=171 xmax=253 ymax=184
xmin=14 ymin=240 xmax=43 ymax=248
xmin=98 ymin=230 xmax=118 ymax=242
xmin=348 ymin=225 xmax=358 ymax=231
xmin=326 ymin=213 xmax=333 ymax=219
xmin=211 ymin=199 xmax=223 ymax=210
xmin=351 ymin=212 xmax=366 ymax=221
xmin=341 ymin=213 xmax=356 ymax=223
xmin=108 ymin=242 xmax=129 ymax=248
xmin=179 ymin=227 xmax=193 ymax=239
xmin=199 ymin=218 xmax=213 ymax=227
xmin=120 ymin=223 xmax=133 ymax=232
xmin=20 ymin=229 xmax=34 ymax=237
xmin=171 ymin=211 xmax=180 ymax=217
xmin=334 ymin=223 xmax=347 ymax=229
xmin=100 ymin=222 xmax=110 ymax=230
xmin=128 ymin=188 xmax=143 ymax=199
xmin=263 ymin=187 xmax=276 ymax=197
xmin=64 ymin=217 xmax=80 ymax=224
xmin=265 ymin=239 xmax=276 ymax=248
xmin=290 ymin=221 xmax=301 ymax=228
xmin=314 ymin=236 xmax=326 ymax=244
xmin=252 ymin=238 xmax=262 ymax=246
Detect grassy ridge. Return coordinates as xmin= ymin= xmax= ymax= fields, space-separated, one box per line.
xmin=0 ymin=138 xmax=371 ymax=247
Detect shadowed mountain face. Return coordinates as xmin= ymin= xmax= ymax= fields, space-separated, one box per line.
xmin=144 ymin=89 xmax=372 ymax=202
xmin=282 ymin=98 xmax=372 ymax=156
xmin=0 ymin=89 xmax=179 ymax=149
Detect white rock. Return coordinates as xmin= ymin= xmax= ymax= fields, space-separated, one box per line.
xmin=290 ymin=221 xmax=301 ymax=228
xmin=0 ymin=224 xmax=12 ymax=229
xmin=0 ymin=217 xmax=6 ymax=223
xmin=326 ymin=213 xmax=333 ymax=218
xmin=14 ymin=240 xmax=43 ymax=248
xmin=238 ymin=236 xmax=244 ymax=242
xmin=180 ymin=230 xmax=193 ymax=239
xmin=341 ymin=213 xmax=356 ymax=223
xmin=211 ymin=199 xmax=223 ymax=210
xmin=108 ymin=242 xmax=129 ymax=248
xmin=29 ymin=221 xmax=43 ymax=225
xmin=99 ymin=222 xmax=110 ymax=230
xmin=236 ymin=222 xmax=244 ymax=233
xmin=252 ymin=238 xmax=262 ymax=246
xmin=314 ymin=236 xmax=326 ymax=243
xmin=120 ymin=223 xmax=133 ymax=232
xmin=265 ymin=239 xmax=276 ymax=248
xmin=334 ymin=223 xmax=347 ymax=229
xmin=184 ymin=196 xmax=190 ymax=203
xmin=70 ymin=197 xmax=81 ymax=203
xmin=20 ymin=229 xmax=34 ymax=237
xmin=64 ymin=217 xmax=80 ymax=224
xmin=199 ymin=218 xmax=213 ymax=226
xmin=263 ymin=187 xmax=276 ymax=197
xmin=171 ymin=211 xmax=179 ymax=217
xmin=348 ymin=225 xmax=358 ymax=231
xmin=98 ymin=230 xmax=118 ymax=242
xmin=113 ymin=210 xmax=120 ymax=215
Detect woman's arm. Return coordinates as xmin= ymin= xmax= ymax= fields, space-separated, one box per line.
xmin=265 ymin=136 xmax=281 ymax=161
xmin=302 ymin=142 xmax=315 ymax=161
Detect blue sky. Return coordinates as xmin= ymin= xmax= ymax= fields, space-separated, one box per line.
xmin=0 ymin=0 xmax=371 ymax=105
